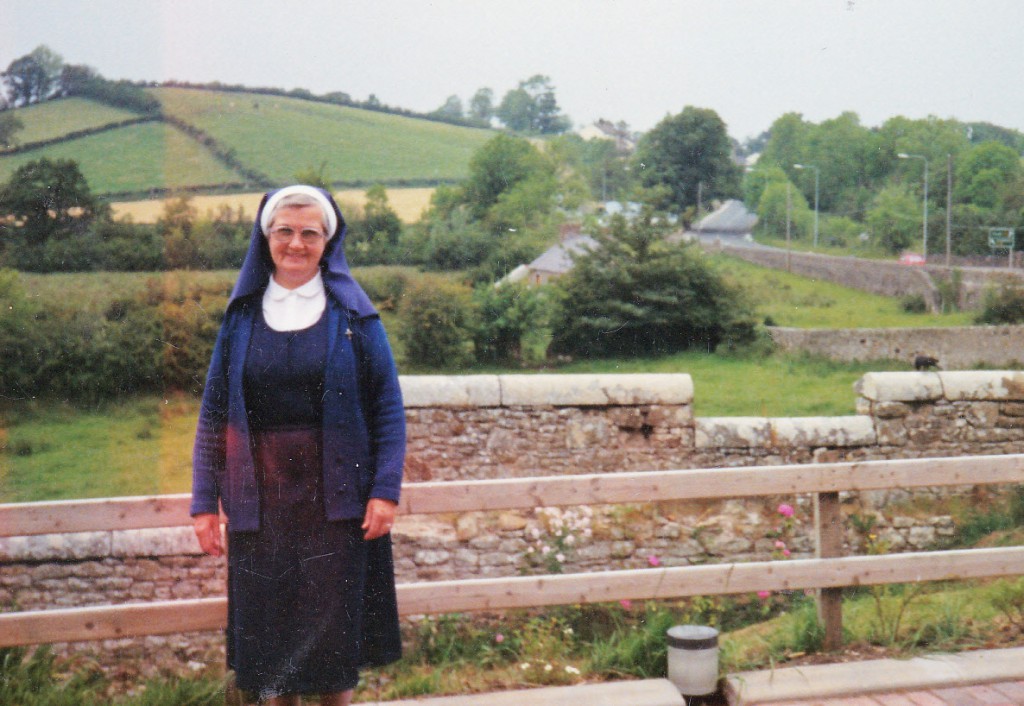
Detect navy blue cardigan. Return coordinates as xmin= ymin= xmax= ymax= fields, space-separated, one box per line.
xmin=190 ymin=292 xmax=406 ymax=532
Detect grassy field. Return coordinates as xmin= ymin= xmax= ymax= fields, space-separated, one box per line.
xmin=0 ymin=353 xmax=908 ymax=502
xmin=7 ymin=96 xmax=142 ymax=144
xmin=151 ymin=87 xmax=494 ymax=184
xmin=710 ymin=254 xmax=976 ymax=328
xmin=1 ymin=88 xmax=494 ymax=196
xmin=111 ymin=186 xmax=435 ymax=224
xmin=0 ymin=121 xmax=241 ymax=193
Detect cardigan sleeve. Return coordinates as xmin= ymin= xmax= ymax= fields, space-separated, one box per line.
xmin=357 ymin=315 xmax=406 ymax=504
xmin=190 ymin=314 xmax=231 ymax=517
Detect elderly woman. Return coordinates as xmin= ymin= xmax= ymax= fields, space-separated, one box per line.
xmin=191 ymin=185 xmax=405 ymax=705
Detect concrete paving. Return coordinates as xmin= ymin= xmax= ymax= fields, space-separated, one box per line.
xmin=363 ymin=678 xmax=687 ymax=705
xmin=724 ymin=647 xmax=1024 ymax=705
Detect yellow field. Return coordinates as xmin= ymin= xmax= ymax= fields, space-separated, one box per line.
xmin=110 ymin=187 xmax=435 ymax=224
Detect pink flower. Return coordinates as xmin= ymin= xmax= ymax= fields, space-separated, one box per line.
xmin=647 ymin=555 xmax=661 ymax=567
xmin=757 ymin=590 xmax=772 ymax=600
xmin=495 ymin=633 xmax=505 ymax=644
xmin=777 ymin=503 xmax=795 ymax=518
xmin=619 ymin=599 xmax=633 ymax=610
xmin=783 ymin=549 xmax=791 ymax=557
xmin=774 ymin=540 xmax=786 ymax=549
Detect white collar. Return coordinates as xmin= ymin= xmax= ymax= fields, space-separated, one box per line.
xmin=266 ymin=272 xmax=325 ymax=301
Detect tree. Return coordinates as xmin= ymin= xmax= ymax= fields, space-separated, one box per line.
xmin=3 ymin=45 xmax=63 ymax=106
xmin=550 ymin=213 xmax=755 ymax=358
xmin=955 ymin=141 xmax=1022 ymax=209
xmin=348 ymin=184 xmax=403 ymax=264
xmin=0 ymin=158 xmax=105 ymax=270
xmin=468 ymin=88 xmax=494 ymax=125
xmin=462 ymin=134 xmax=555 ymax=220
xmin=496 ymin=75 xmax=571 ymax=134
xmin=294 ymin=161 xmax=333 ymax=191
xmin=867 ymin=185 xmax=920 ymax=253
xmin=756 ymin=180 xmax=812 ymax=240
xmin=431 ymin=95 xmax=464 ymax=121
xmin=634 ymin=106 xmax=741 ymax=213
xmin=0 ymin=112 xmax=24 ymax=148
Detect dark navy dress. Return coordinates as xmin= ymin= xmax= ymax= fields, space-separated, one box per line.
xmin=227 ymin=310 xmax=401 ymax=699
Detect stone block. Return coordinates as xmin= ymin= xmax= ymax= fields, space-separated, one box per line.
xmin=111 ymin=527 xmax=201 ymax=557
xmin=0 ymin=531 xmax=111 ymax=561
xmin=940 ymin=371 xmax=1024 ymax=401
xmin=855 ymin=372 xmax=943 ymax=402
xmin=874 ymin=401 xmax=910 ymax=419
xmin=769 ymin=416 xmax=876 ymax=448
xmin=1001 ymin=402 xmax=1024 ymax=417
xmin=499 ymin=374 xmax=693 ymax=406
xmin=399 ymin=375 xmax=501 ymax=408
xmin=695 ymin=417 xmax=771 ymax=448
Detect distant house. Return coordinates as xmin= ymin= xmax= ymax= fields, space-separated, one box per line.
xmin=693 ymin=199 xmax=758 ymax=235
xmin=499 ymin=229 xmax=598 ymax=286
xmin=577 ymin=119 xmax=637 ymax=154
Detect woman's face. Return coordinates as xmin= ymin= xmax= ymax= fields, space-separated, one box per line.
xmin=266 ymin=204 xmax=328 ymax=288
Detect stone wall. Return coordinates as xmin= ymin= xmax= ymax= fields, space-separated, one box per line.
xmin=710 ymin=241 xmax=1024 ymax=311
xmin=4 ymin=371 xmax=1024 ymax=676
xmin=768 ymin=325 xmax=1024 ymax=368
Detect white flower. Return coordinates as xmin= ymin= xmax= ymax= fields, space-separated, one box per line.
xmin=565 ymin=665 xmax=581 ymax=675
xmin=544 ymin=663 xmax=553 ymax=672
xmin=520 ymin=662 xmax=532 ymax=670
xmin=555 ymin=553 xmax=566 ymax=563
xmin=564 ymin=535 xmax=576 ymax=546
xmin=530 ymin=527 xmax=541 ymax=539
xmin=541 ymin=545 xmax=551 ymax=555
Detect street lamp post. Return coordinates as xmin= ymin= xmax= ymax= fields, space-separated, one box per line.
xmin=793 ymin=164 xmax=819 ymax=248
xmin=898 ymin=153 xmax=929 ymax=261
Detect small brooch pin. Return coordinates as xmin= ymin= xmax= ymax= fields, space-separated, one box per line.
xmin=345 ymin=328 xmax=353 ymax=340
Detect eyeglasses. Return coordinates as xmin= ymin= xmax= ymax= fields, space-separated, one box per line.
xmin=268 ymin=226 xmax=327 ymax=244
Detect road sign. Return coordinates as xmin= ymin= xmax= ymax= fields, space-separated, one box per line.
xmin=988 ymin=227 xmax=1015 ymax=250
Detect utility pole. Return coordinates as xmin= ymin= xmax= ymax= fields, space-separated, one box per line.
xmin=946 ymin=154 xmax=952 ymax=267
xmin=786 ymin=182 xmax=792 ymax=272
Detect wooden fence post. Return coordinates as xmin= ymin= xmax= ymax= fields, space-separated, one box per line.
xmin=815 ymin=491 xmax=844 ymax=650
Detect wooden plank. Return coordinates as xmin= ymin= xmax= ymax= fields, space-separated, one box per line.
xmin=4 ymin=455 xmax=1022 ymax=537
xmin=0 ymin=598 xmax=226 ymax=647
xmin=398 ymin=455 xmax=1024 ymax=515
xmin=0 ymin=494 xmax=194 ymax=537
xmin=814 ymin=491 xmax=844 ymax=650
xmin=2 ymin=546 xmax=1021 ymax=647
xmin=396 ymin=546 xmax=1024 ymax=615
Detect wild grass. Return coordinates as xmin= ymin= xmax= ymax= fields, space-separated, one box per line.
xmin=151 ymin=87 xmax=494 ymax=185
xmin=0 ymin=122 xmax=241 ymax=194
xmin=6 ymin=96 xmax=141 ymax=144
xmin=709 ymin=254 xmax=975 ymax=328
xmin=0 ymin=395 xmax=197 ymax=502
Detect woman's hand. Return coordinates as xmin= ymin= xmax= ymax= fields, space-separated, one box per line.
xmin=362 ymin=498 xmax=397 ymax=540
xmin=193 ymin=513 xmax=224 ymax=556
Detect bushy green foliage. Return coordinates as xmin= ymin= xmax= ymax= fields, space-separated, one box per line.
xmin=397 ymin=274 xmax=477 ymax=369
xmin=551 ymin=214 xmax=757 ymax=358
xmin=346 ymin=184 xmax=405 ymax=266
xmin=867 ymin=184 xmax=920 ymax=254
xmin=472 ymin=281 xmax=552 ymax=364
xmin=0 ymin=269 xmax=228 ymax=401
xmin=635 ymin=106 xmax=741 ymax=213
xmin=976 ymin=276 xmax=1024 ymax=324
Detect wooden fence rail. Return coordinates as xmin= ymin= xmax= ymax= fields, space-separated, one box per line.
xmin=2 ymin=454 xmax=1023 ymax=649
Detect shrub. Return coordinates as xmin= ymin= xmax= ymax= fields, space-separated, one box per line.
xmin=551 ymin=214 xmax=757 ymax=358
xmin=976 ymin=277 xmax=1024 ymax=324
xmin=397 ymin=274 xmax=477 ymax=369
xmin=352 ymin=266 xmax=415 ymax=311
xmin=472 ymin=281 xmax=552 ymax=364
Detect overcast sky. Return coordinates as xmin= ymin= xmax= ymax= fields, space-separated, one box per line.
xmin=4 ymin=0 xmax=1024 ymax=141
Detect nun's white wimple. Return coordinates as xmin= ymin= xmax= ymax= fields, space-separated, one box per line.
xmin=260 ymin=185 xmax=338 ymax=239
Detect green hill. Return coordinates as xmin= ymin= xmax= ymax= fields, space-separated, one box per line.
xmin=0 ymin=88 xmax=495 ymax=197
xmin=9 ymin=96 xmax=141 ymax=144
